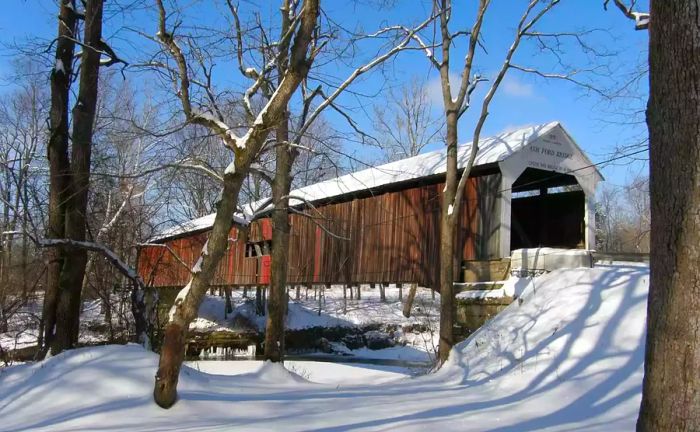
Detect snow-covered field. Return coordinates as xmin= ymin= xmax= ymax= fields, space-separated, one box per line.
xmin=0 ymin=264 xmax=649 ymax=431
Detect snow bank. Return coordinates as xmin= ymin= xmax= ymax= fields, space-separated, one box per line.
xmin=188 ymin=359 xmax=412 ymax=385
xmin=0 ymin=264 xmax=649 ymax=431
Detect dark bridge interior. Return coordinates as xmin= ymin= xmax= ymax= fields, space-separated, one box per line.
xmin=510 ymin=168 xmax=585 ymax=250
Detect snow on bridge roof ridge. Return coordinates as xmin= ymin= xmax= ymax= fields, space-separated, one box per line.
xmin=152 ymin=121 xmax=560 ymax=241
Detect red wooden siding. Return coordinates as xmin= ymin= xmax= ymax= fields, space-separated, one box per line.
xmin=139 ymin=172 xmax=501 ymax=288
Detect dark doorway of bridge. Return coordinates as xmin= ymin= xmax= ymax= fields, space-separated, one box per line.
xmin=510 ymin=168 xmax=585 ymax=250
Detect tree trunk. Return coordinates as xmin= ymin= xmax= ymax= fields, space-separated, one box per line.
xmin=379 ymin=283 xmax=386 ymax=302
xmin=637 ymin=2 xmax=700 ymax=429
xmin=262 ymin=286 xmax=267 ymax=314
xmin=343 ymin=284 xmax=347 ymax=313
xmin=49 ymin=0 xmax=105 ymax=355
xmin=264 ymin=108 xmax=292 ymax=362
xmin=438 ymin=110 xmax=459 ymax=365
xmin=131 ymin=281 xmax=156 ymax=350
xmin=403 ymin=283 xmax=417 ymax=318
xmin=397 ymin=283 xmax=403 ymax=301
xmin=264 ymin=5 xmax=295 ymax=358
xmin=155 ymin=169 xmax=248 ymax=409
xmin=41 ymin=0 xmax=77 ymax=357
xmin=255 ymin=286 xmax=263 ymax=315
xmin=317 ymin=284 xmax=327 ymax=315
xmin=224 ymin=287 xmax=233 ymax=316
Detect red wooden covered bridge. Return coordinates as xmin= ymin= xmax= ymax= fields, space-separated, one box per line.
xmin=137 ymin=122 xmax=602 ymax=290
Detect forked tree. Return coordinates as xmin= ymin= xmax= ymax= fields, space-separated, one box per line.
xmin=417 ymin=0 xmax=568 ymax=364
xmin=42 ymin=0 xmax=124 ymax=356
xmin=149 ymin=0 xmax=320 ymax=408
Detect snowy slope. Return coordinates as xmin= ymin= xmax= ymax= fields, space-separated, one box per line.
xmin=0 ymin=264 xmax=649 ymax=431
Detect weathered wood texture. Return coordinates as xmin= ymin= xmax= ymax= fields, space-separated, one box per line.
xmin=138 ymin=173 xmax=501 ymax=288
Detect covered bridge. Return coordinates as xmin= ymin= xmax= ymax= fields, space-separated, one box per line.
xmin=137 ymin=122 xmax=602 ymax=290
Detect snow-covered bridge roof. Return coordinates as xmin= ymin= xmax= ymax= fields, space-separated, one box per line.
xmin=153 ymin=121 xmax=599 ymax=241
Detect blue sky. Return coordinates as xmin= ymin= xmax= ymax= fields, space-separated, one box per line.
xmin=0 ymin=0 xmax=650 ymax=188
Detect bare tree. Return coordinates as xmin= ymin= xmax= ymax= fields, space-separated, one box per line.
xmin=42 ymin=0 xmax=120 ymax=356
xmin=148 ymin=0 xmax=321 ymax=408
xmin=595 ymin=177 xmax=650 ymax=254
xmin=374 ymin=77 xmax=442 ymax=162
xmin=596 ymin=185 xmax=625 ymax=252
xmin=624 ymin=175 xmax=649 ymax=252
xmin=0 ymin=60 xmax=48 ymax=338
xmin=262 ymin=8 xmax=438 ymax=362
xmin=417 ymin=0 xmax=567 ymax=364
xmin=79 ymin=76 xmax=165 ymax=346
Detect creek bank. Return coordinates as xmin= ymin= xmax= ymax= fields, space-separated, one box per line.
xmin=186 ymin=322 xmax=431 ymax=360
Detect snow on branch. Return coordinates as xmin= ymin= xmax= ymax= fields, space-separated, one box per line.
xmin=39 ymin=238 xmax=141 ymax=284
xmin=509 ymin=64 xmax=608 ymax=98
xmin=155 ymin=0 xmax=244 ymax=150
xmin=604 ymin=0 xmax=649 ymax=30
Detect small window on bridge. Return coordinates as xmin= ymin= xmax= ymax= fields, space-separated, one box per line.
xmin=245 ymin=240 xmax=272 ymax=258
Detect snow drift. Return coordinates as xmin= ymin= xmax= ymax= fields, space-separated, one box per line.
xmin=0 ymin=264 xmax=649 ymax=431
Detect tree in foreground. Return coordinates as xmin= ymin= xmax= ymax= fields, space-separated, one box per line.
xmin=42 ymin=0 xmax=114 ymax=356
xmin=150 ymin=0 xmax=321 ymax=408
xmin=634 ymin=1 xmax=700 ymax=430
xmin=421 ymin=0 xmax=568 ymax=364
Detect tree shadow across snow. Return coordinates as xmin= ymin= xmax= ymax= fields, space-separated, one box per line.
xmin=0 ymin=265 xmax=649 ymax=432
xmin=304 ymin=265 xmax=649 ymax=431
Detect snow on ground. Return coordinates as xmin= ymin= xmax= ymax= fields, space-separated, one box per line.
xmin=0 ymin=295 xmax=42 ymax=351
xmin=187 ymin=360 xmax=412 ymax=385
xmin=455 ymin=275 xmax=532 ymax=300
xmin=194 ymin=285 xmax=440 ymax=356
xmin=1 ymin=296 xmax=128 ymax=353
xmin=0 ymin=264 xmax=649 ymax=431
xmin=195 ymin=285 xmax=439 ymax=331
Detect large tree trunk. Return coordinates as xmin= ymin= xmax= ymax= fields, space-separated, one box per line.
xmin=637 ymin=2 xmax=700 ymax=430
xmin=438 ymin=110 xmax=458 ymax=364
xmin=52 ymin=0 xmax=104 ymax=355
xmin=41 ymin=0 xmax=77 ymax=356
